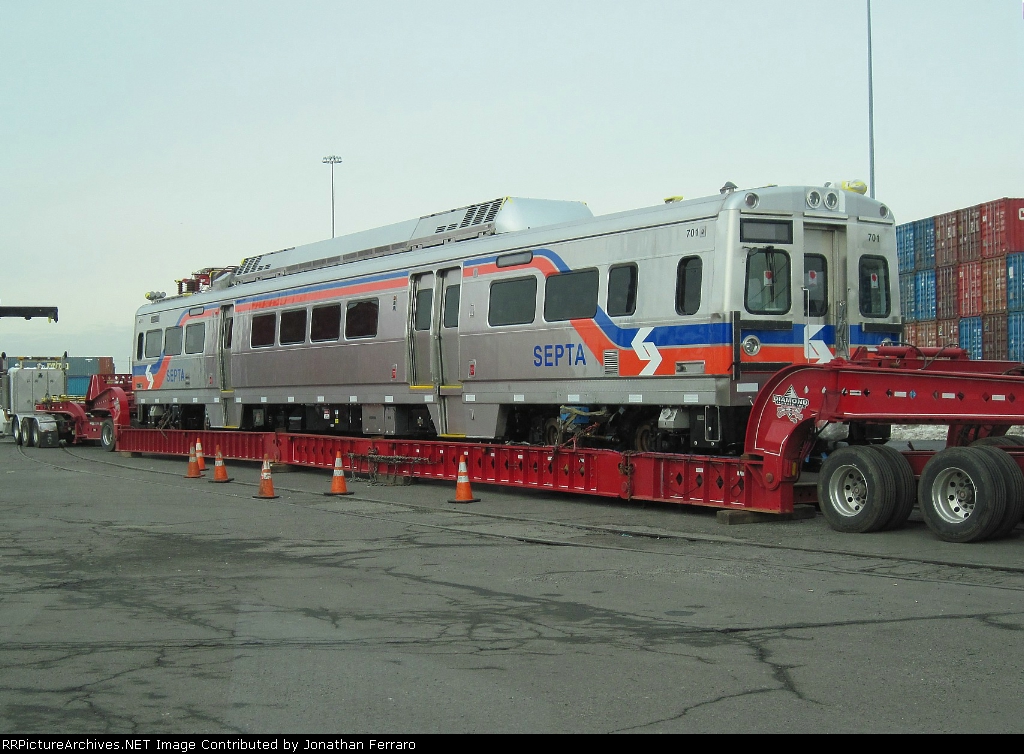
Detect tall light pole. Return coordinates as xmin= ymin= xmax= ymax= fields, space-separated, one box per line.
xmin=866 ymin=0 xmax=876 ymax=199
xmin=322 ymin=155 xmax=342 ymax=238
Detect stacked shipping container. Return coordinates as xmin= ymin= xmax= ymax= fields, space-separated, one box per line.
xmin=896 ymin=198 xmax=1024 ymax=360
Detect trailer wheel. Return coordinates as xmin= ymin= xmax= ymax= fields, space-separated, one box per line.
xmin=100 ymin=419 xmax=116 ymax=452
xmin=918 ymin=447 xmax=1007 ymax=543
xmin=871 ymin=445 xmax=917 ymax=530
xmin=972 ymin=446 xmax=1024 ymax=540
xmin=817 ymin=445 xmax=897 ymax=533
xmin=971 ymin=435 xmax=1024 ymax=448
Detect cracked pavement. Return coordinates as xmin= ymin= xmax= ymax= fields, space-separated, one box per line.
xmin=2 ymin=440 xmax=1024 ymax=733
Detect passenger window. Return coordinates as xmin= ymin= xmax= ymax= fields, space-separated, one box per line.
xmin=804 ymin=254 xmax=828 ymax=317
xmin=745 ymin=249 xmax=791 ymax=315
xmin=859 ymin=255 xmax=891 ymax=317
xmin=545 ymin=268 xmax=598 ymax=321
xmin=145 ymin=329 xmax=162 ymax=359
xmin=443 ymin=285 xmax=460 ymax=329
xmin=607 ymin=264 xmax=638 ymax=316
xmin=279 ymin=309 xmax=307 ymax=345
xmin=489 ymin=277 xmax=538 ymax=326
xmin=164 ymin=326 xmax=183 ymax=356
xmin=345 ymin=299 xmax=379 ymax=339
xmin=415 ymin=289 xmax=432 ymax=331
xmin=251 ymin=313 xmax=276 ymax=348
xmin=310 ymin=305 xmax=341 ymax=342
xmin=136 ymin=333 xmax=144 ymax=360
xmin=675 ymin=257 xmax=703 ymax=315
xmin=185 ymin=322 xmax=206 ymax=354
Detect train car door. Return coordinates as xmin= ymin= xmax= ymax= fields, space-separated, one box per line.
xmin=802 ymin=227 xmax=846 ymax=361
xmin=219 ymin=304 xmax=234 ymax=390
xmin=410 ymin=273 xmax=435 ymax=387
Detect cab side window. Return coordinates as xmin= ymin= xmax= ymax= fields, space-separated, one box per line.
xmin=676 ymin=257 xmax=703 ymax=315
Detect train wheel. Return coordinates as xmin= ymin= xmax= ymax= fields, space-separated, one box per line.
xmin=918 ymin=447 xmax=1007 ymax=543
xmin=871 ymin=445 xmax=917 ymax=530
xmin=817 ymin=446 xmax=896 ymax=533
xmin=543 ymin=418 xmax=561 ymax=447
xmin=100 ymin=419 xmax=116 ymax=452
xmin=972 ymin=446 xmax=1024 ymax=540
xmin=632 ymin=421 xmax=655 ymax=452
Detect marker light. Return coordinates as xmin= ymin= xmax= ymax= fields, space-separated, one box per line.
xmin=744 ymin=192 xmax=759 ymax=208
xmin=806 ymin=190 xmax=822 ymax=209
xmin=823 ymin=191 xmax=839 ymax=210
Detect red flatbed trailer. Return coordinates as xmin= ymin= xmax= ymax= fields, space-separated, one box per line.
xmin=110 ymin=348 xmax=1024 ymax=542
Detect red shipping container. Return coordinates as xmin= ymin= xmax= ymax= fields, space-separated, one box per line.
xmin=958 ymin=260 xmax=983 ymax=317
xmin=958 ymin=205 xmax=981 ymax=261
xmin=917 ymin=321 xmax=938 ymax=349
xmin=935 ymin=264 xmax=958 ymax=319
xmin=980 ymin=198 xmax=1024 ymax=257
xmin=937 ymin=318 xmax=960 ymax=347
xmin=935 ymin=212 xmax=959 ymax=266
xmin=902 ymin=322 xmax=917 ymax=347
xmin=983 ymin=313 xmax=1008 ymax=360
xmin=982 ymin=257 xmax=1008 ymax=314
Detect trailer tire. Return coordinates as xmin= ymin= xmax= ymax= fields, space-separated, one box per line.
xmin=973 ymin=446 xmax=1024 ymax=540
xmin=871 ymin=445 xmax=917 ymax=530
xmin=971 ymin=435 xmax=1024 ymax=448
xmin=817 ymin=445 xmax=897 ymax=533
xmin=100 ymin=419 xmax=116 ymax=452
xmin=918 ymin=447 xmax=1007 ymax=543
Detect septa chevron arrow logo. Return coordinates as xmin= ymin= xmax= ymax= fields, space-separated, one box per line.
xmin=631 ymin=327 xmax=662 ymax=375
xmin=804 ymin=325 xmax=833 ymax=364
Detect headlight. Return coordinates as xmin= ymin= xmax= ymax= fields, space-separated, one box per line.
xmin=741 ymin=335 xmax=761 ymax=356
xmin=806 ymin=190 xmax=822 ymax=209
xmin=823 ymin=191 xmax=839 ymax=210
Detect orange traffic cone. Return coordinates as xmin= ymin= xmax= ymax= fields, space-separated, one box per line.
xmin=324 ymin=451 xmax=353 ymax=496
xmin=209 ymin=446 xmax=233 ymax=483
xmin=253 ymin=455 xmax=279 ymax=499
xmin=184 ymin=444 xmax=203 ymax=479
xmin=448 ymin=454 xmax=480 ymax=504
xmin=195 ymin=437 xmax=206 ymax=471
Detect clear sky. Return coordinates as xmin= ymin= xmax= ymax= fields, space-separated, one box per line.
xmin=1 ymin=1 xmax=1022 ymax=369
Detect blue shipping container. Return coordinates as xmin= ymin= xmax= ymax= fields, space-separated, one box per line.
xmin=914 ymin=218 xmax=936 ymax=270
xmin=67 ymin=375 xmax=90 ymax=396
xmin=1007 ymin=253 xmax=1024 ymax=312
xmin=1009 ymin=312 xmax=1024 ymax=362
xmin=899 ymin=272 xmax=917 ymax=322
xmin=896 ymin=224 xmax=916 ymax=273
xmin=960 ymin=317 xmax=983 ymax=360
xmin=914 ymin=269 xmax=936 ymax=321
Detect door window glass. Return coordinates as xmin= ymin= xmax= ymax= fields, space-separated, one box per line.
xmin=443 ymin=285 xmax=461 ymax=329
xmin=804 ymin=254 xmax=828 ymax=317
xmin=415 ymin=289 xmax=432 ymax=331
xmin=745 ymin=249 xmax=791 ymax=314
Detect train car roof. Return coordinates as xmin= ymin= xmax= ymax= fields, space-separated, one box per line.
xmin=135 ymin=185 xmax=893 ymax=317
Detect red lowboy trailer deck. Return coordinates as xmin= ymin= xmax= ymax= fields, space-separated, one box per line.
xmin=111 ymin=348 xmax=1024 ymax=543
